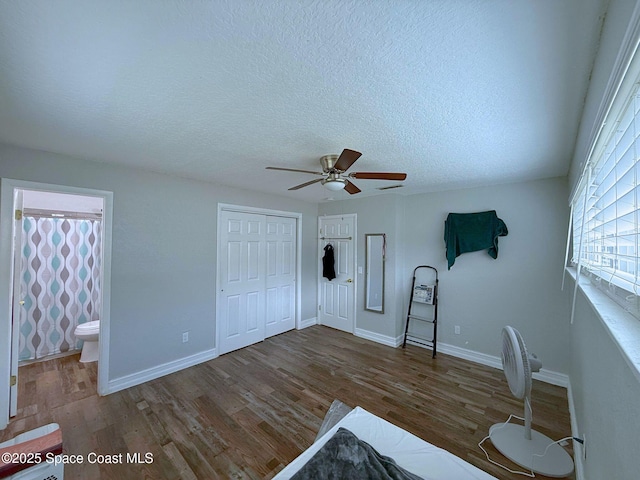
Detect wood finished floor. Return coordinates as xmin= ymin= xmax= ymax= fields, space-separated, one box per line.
xmin=1 ymin=326 xmax=574 ymax=480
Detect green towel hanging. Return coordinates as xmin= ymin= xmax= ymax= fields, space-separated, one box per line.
xmin=444 ymin=210 xmax=508 ymax=270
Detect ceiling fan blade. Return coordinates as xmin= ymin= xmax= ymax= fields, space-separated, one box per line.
xmin=350 ymin=172 xmax=407 ymax=181
xmin=288 ymin=178 xmax=324 ymax=190
xmin=266 ymin=166 xmax=324 ymax=175
xmin=344 ymin=180 xmax=361 ymax=194
xmin=334 ymin=149 xmax=362 ymax=172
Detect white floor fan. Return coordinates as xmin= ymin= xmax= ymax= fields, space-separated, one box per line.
xmin=489 ymin=326 xmax=574 ymax=477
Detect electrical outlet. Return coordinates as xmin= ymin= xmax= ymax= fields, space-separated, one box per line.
xmin=454 ymin=325 xmax=461 ymax=335
xmin=182 ymin=331 xmax=189 ymax=343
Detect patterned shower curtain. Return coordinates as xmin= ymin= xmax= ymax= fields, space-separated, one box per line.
xmin=18 ymin=215 xmax=102 ymax=361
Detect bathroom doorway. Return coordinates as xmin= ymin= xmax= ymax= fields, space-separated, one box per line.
xmin=16 ymin=190 xmax=103 ymax=362
xmin=0 ymin=179 xmax=113 ymax=428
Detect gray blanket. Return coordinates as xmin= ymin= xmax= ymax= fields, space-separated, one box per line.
xmin=291 ymin=428 xmax=424 ymax=480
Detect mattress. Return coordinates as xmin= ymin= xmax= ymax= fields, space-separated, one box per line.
xmin=274 ymin=406 xmax=496 ymax=480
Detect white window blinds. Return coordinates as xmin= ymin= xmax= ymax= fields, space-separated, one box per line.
xmin=572 ymin=84 xmax=640 ymax=315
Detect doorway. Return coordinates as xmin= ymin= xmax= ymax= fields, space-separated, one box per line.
xmin=17 ymin=190 xmax=103 ymax=363
xmin=318 ymin=214 xmax=356 ymax=333
xmin=0 ymin=179 xmax=113 ymax=430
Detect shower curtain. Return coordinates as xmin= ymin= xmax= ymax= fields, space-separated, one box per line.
xmin=18 ymin=215 xmax=102 ymax=361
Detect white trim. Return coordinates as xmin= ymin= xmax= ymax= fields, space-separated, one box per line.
xmin=565 ymin=268 xmax=640 ymax=384
xmin=216 ymin=203 xmax=298 ymax=218
xmin=532 ymin=368 xmax=570 ymax=389
xmin=566 ymin=382 xmax=585 ymax=480
xmin=298 ymin=317 xmax=317 ymax=329
xmin=349 ymin=331 xmax=570 ymax=388
xmin=434 ymin=342 xmax=502 ymax=369
xmin=107 ymin=348 xmax=217 ymax=394
xmin=317 ymin=214 xmax=357 ymax=334
xmin=0 ymin=178 xmax=113 ymax=430
xmin=215 ymin=203 xmax=303 ymax=353
xmin=408 ymin=340 xmax=570 ymax=388
xmin=354 ymin=328 xmax=403 ymax=348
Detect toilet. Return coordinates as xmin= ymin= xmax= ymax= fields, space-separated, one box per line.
xmin=74 ymin=320 xmax=100 ymax=363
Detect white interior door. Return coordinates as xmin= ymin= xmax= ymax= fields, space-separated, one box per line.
xmin=265 ymin=216 xmax=296 ymax=338
xmin=218 ymin=211 xmax=266 ymax=355
xmin=9 ymin=190 xmax=23 ymax=417
xmin=318 ymin=214 xmax=356 ymax=333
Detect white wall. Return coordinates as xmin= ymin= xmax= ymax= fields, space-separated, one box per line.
xmin=401 ymin=178 xmax=571 ymax=373
xmin=319 ymin=194 xmax=404 ymax=340
xmin=566 ymin=0 xmax=640 ymax=478
xmin=320 ymin=177 xmax=572 ymax=373
xmin=0 ymin=143 xmax=318 ymax=382
xmin=568 ymin=281 xmax=640 ymax=480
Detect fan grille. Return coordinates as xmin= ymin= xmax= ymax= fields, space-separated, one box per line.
xmin=501 ymin=326 xmax=531 ymax=399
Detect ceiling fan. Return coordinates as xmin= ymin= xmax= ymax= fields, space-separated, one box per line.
xmin=266 ymin=149 xmax=407 ymax=194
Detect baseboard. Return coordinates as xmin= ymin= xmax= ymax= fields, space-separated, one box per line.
xmin=298 ymin=317 xmax=317 ymax=329
xmin=435 ymin=342 xmax=502 ymax=370
xmin=567 ymin=381 xmax=585 ymax=480
xmin=106 ymin=348 xmax=217 ymax=394
xmin=354 ymin=328 xmax=403 ymax=348
xmin=532 ymin=368 xmax=570 ymax=388
xmin=410 ymin=341 xmax=570 ymax=388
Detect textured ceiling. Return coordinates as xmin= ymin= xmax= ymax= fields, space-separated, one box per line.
xmin=0 ymin=0 xmax=606 ymax=203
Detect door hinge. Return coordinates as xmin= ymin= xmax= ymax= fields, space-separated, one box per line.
xmin=10 ymin=375 xmax=16 ymax=386
xmin=14 ymin=209 xmax=22 ymax=221
xmin=318 ymin=305 xmax=321 ymax=311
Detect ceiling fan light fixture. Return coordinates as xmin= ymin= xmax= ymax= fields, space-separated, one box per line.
xmin=266 ymin=149 xmax=407 ymax=195
xmin=322 ymin=178 xmax=347 ymax=191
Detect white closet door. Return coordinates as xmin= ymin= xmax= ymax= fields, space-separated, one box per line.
xmin=265 ymin=216 xmax=296 ymax=338
xmin=219 ymin=211 xmax=266 ymax=355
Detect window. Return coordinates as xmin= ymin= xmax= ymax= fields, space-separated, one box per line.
xmin=568 ymin=3 xmax=640 ymax=383
xmin=572 ymin=83 xmax=640 ymax=316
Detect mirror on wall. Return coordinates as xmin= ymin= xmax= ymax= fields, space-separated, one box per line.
xmin=365 ymin=233 xmax=385 ymax=313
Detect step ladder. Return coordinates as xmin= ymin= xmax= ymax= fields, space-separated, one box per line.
xmin=402 ymin=265 xmax=438 ymax=358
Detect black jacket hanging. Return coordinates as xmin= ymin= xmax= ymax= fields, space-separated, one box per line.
xmin=322 ymin=244 xmax=336 ymax=281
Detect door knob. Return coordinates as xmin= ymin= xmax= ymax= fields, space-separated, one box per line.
xmin=19 ymin=300 xmax=25 ymax=305
xmin=346 ymin=279 xmax=353 ymax=283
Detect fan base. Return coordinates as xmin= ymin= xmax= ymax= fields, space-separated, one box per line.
xmin=489 ymin=423 xmax=574 ymax=478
